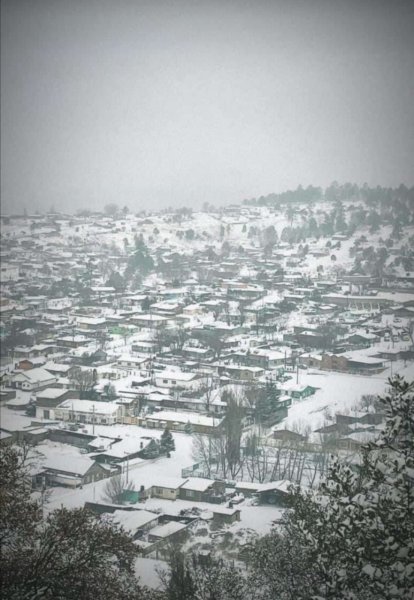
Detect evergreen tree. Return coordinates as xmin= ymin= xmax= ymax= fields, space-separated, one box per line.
xmin=160 ymin=427 xmax=176 ymax=454
xmin=0 ymin=446 xmax=151 ymax=600
xmin=249 ymin=376 xmax=414 ymax=600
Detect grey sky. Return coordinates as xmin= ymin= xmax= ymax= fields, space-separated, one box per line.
xmin=1 ymin=0 xmax=413 ymax=214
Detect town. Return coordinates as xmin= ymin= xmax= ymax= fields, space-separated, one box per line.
xmin=1 ymin=184 xmax=414 ymax=589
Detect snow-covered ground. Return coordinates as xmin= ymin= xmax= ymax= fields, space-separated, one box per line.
xmin=275 ymin=360 xmax=414 ymax=437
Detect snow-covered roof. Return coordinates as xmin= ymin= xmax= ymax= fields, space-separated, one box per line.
xmin=57 ymin=399 xmax=120 ymax=415
xmin=36 ymin=387 xmax=68 ymax=399
xmin=156 ymin=370 xmax=199 ymax=382
xmin=180 ymin=477 xmax=215 ymax=492
xmin=147 ymin=411 xmax=223 ymax=428
xmin=112 ymin=509 xmax=159 ymax=533
xmin=13 ymin=368 xmax=55 ymax=382
xmin=43 ymin=454 xmax=96 ymax=476
xmin=149 ymin=521 xmax=188 ymax=537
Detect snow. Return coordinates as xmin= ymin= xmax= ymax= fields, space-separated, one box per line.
xmin=112 ymin=509 xmax=159 ymax=533
xmin=57 ymin=399 xmax=120 ymax=415
xmin=274 ymin=370 xmax=393 ymax=436
xmin=149 ymin=521 xmax=188 ymax=537
xmin=134 ymin=557 xmax=168 ymax=589
xmin=147 ymin=411 xmax=223 ymax=428
xmin=181 ymin=478 xmax=217 ymax=492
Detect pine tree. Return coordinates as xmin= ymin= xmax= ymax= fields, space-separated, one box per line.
xmin=184 ymin=421 xmax=193 ymax=435
xmin=0 ymin=446 xmax=151 ymax=600
xmin=160 ymin=427 xmax=176 ymax=454
xmin=249 ymin=376 xmax=414 ymax=600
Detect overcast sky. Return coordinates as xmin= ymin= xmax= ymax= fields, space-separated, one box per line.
xmin=1 ymin=0 xmax=413 ymax=214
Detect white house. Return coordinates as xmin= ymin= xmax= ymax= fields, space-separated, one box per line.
xmin=154 ymin=370 xmax=203 ymax=391
xmin=11 ymin=368 xmax=57 ymax=392
xmin=54 ymin=399 xmax=124 ymax=425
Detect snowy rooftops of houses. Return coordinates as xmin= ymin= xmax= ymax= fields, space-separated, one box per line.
xmin=96 ymin=436 xmax=157 ymax=459
xmin=342 ymin=351 xmax=384 ymax=364
xmin=43 ymin=362 xmax=73 ymax=374
xmin=41 ymin=454 xmax=96 ymax=476
xmin=146 ymin=411 xmax=223 ymax=428
xmin=14 ymin=368 xmax=56 ymax=383
xmin=180 ymin=477 xmax=217 ymax=492
xmin=156 ymin=370 xmax=199 ymax=382
xmin=148 ymin=521 xmax=188 ymax=538
xmin=57 ymin=399 xmax=121 ymax=415
xmin=36 ymin=387 xmax=68 ymax=399
xmin=112 ymin=510 xmax=159 ymax=534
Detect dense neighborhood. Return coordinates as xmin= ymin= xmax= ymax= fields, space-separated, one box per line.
xmin=1 ymin=185 xmax=414 ymax=590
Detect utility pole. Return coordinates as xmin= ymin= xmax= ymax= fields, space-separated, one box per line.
xmin=124 ymin=452 xmax=129 ymax=483
xmin=92 ymin=403 xmax=95 ymax=436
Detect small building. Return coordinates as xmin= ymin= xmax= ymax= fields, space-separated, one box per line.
xmin=278 ymin=383 xmax=317 ymax=400
xmin=36 ymin=455 xmax=109 ymax=488
xmin=35 ymin=387 xmax=75 ymax=420
xmin=272 ymin=429 xmax=306 ymax=443
xmin=112 ymin=509 xmax=160 ymax=539
xmin=154 ymin=370 xmax=203 ymax=391
xmin=11 ymin=368 xmax=57 ymax=392
xmin=219 ymin=365 xmax=265 ymax=381
xmin=147 ymin=520 xmax=189 ymax=543
xmin=179 ymin=477 xmax=225 ymax=503
xmin=255 ymin=480 xmax=293 ymax=506
xmin=211 ymin=506 xmax=241 ymax=525
xmin=54 ymin=399 xmax=124 ymax=425
xmin=148 ymin=477 xmax=188 ymax=500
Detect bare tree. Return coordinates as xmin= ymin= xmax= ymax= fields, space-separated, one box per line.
xmin=102 ymin=475 xmax=134 ymax=505
xmin=244 ymin=433 xmax=270 ymax=483
xmin=200 ymin=373 xmax=218 ymax=412
xmin=70 ymin=367 xmax=96 ymax=398
xmin=218 ymin=390 xmax=246 ymax=479
xmin=192 ymin=434 xmax=218 ymax=478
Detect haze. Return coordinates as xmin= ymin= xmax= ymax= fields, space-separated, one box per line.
xmin=1 ymin=0 xmax=414 ymax=214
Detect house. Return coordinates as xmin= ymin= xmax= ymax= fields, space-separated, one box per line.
xmin=35 ymin=387 xmax=75 ymax=420
xmin=255 ymin=480 xmax=293 ymax=506
xmin=57 ymin=335 xmax=92 ymax=348
xmin=179 ymin=477 xmax=225 ymax=503
xmin=130 ymin=314 xmax=169 ymax=330
xmin=144 ymin=411 xmax=224 ymax=434
xmin=244 ymin=348 xmax=286 ymax=369
xmin=154 ymin=370 xmax=203 ymax=391
xmin=338 ymin=431 xmax=379 ymax=451
xmin=93 ymin=436 xmax=160 ymax=463
xmin=43 ymin=362 xmax=76 ymax=378
xmin=54 ymin=399 xmax=124 ymax=425
xmin=278 ymin=383 xmax=317 ymax=400
xmin=217 ymin=364 xmax=265 ymax=381
xmin=117 ymin=354 xmax=151 ymax=372
xmin=35 ymin=455 xmax=109 ymax=488
xmin=16 ymin=357 xmax=47 ymax=370
xmin=342 ymin=352 xmax=385 ymax=375
xmin=211 ymin=506 xmax=241 ymax=525
xmin=11 ymin=368 xmax=57 ymax=392
xmin=76 ymin=316 xmax=107 ymax=331
xmin=148 ymin=477 xmax=188 ymax=500
xmin=112 ymin=509 xmax=160 ymax=538
xmin=345 ymin=332 xmax=378 ymax=348
xmin=234 ymin=481 xmax=261 ymax=497
xmin=272 ymin=429 xmax=306 ymax=443
xmin=147 ymin=520 xmax=189 ymax=543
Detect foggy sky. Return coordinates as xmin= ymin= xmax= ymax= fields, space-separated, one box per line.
xmin=1 ymin=0 xmax=414 ymax=214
